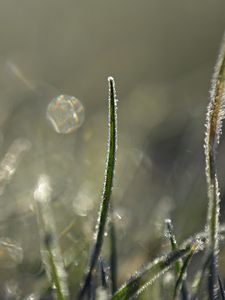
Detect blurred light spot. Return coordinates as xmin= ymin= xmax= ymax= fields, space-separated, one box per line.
xmin=0 ymin=138 xmax=31 ymax=196
xmin=0 ymin=238 xmax=23 ymax=268
xmin=47 ymin=95 xmax=85 ymax=134
xmin=73 ymin=182 xmax=94 ymax=216
xmin=5 ymin=280 xmax=20 ymax=298
xmin=33 ymin=174 xmax=51 ymax=203
xmin=163 ymin=271 xmax=174 ymax=285
xmin=24 ymin=294 xmax=39 ymax=300
xmin=114 ymin=211 xmax=122 ymax=220
xmin=6 ymin=60 xmax=34 ymax=90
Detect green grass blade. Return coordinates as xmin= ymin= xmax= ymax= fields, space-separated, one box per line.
xmin=205 ymin=32 xmax=225 ymax=297
xmin=78 ymin=77 xmax=118 ymax=299
xmin=45 ymin=239 xmax=68 ymax=300
xmin=173 ymin=243 xmax=198 ymax=299
xmin=110 ymin=206 xmax=118 ymax=294
xmin=165 ymin=219 xmax=181 ymax=275
xmin=165 ymin=219 xmax=189 ymax=299
xmin=112 ymin=240 xmax=202 ymax=300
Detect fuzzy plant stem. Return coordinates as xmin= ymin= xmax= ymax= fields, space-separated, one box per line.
xmin=165 ymin=219 xmax=189 ymax=300
xmin=205 ymin=33 xmax=225 ymax=298
xmin=33 ymin=175 xmax=69 ymax=300
xmin=78 ymin=77 xmax=118 ymax=299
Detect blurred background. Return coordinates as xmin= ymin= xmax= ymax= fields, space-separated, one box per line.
xmin=0 ymin=0 xmax=224 ymax=298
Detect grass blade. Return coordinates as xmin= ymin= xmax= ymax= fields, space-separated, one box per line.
xmin=165 ymin=219 xmax=180 ymax=273
xmin=180 ymin=224 xmax=225 ymax=250
xmin=78 ymin=77 xmax=118 ymax=299
xmin=173 ymin=242 xmax=199 ymax=299
xmin=205 ymin=32 xmax=225 ymax=297
xmin=112 ymin=240 xmax=202 ymax=300
xmin=165 ymin=219 xmax=189 ymax=299
xmin=110 ymin=206 xmax=118 ymax=294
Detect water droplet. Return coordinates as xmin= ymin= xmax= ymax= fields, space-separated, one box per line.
xmin=47 ymin=95 xmax=85 ymax=134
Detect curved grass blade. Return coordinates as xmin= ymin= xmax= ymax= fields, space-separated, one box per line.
xmin=165 ymin=219 xmax=189 ymax=299
xmin=205 ymin=32 xmax=225 ymax=297
xmin=78 ymin=77 xmax=118 ymax=299
xmin=173 ymin=242 xmax=199 ymax=300
xmin=112 ymin=240 xmax=202 ymax=300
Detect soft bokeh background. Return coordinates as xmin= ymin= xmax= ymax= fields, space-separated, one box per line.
xmin=0 ymin=0 xmax=224 ymax=298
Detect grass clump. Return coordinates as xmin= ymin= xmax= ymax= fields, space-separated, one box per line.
xmin=3 ymin=32 xmax=225 ymax=299
xmin=36 ymin=31 xmax=225 ymax=299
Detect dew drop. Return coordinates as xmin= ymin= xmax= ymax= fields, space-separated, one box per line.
xmin=47 ymin=95 xmax=85 ymax=134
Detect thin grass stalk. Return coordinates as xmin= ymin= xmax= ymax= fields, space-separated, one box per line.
xmin=112 ymin=240 xmax=202 ymax=300
xmin=78 ymin=77 xmax=118 ymax=299
xmin=173 ymin=243 xmax=198 ymax=299
xmin=205 ymin=33 xmax=225 ymax=297
xmin=165 ymin=219 xmax=181 ymax=274
xmin=33 ymin=175 xmax=69 ymax=300
xmin=165 ymin=219 xmax=189 ymax=299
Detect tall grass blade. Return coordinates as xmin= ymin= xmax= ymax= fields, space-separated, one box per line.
xmin=205 ymin=32 xmax=225 ymax=298
xmin=78 ymin=77 xmax=118 ymax=299
xmin=112 ymin=240 xmax=202 ymax=300
xmin=165 ymin=219 xmax=189 ymax=299
xmin=33 ymin=175 xmax=69 ymax=300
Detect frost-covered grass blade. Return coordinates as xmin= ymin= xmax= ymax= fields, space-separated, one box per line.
xmin=78 ymin=77 xmax=118 ymax=299
xmin=173 ymin=242 xmax=199 ymax=299
xmin=110 ymin=206 xmax=118 ymax=294
xmin=165 ymin=219 xmax=189 ymax=299
xmin=205 ymin=32 xmax=225 ymax=298
xmin=112 ymin=241 xmax=201 ymax=300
